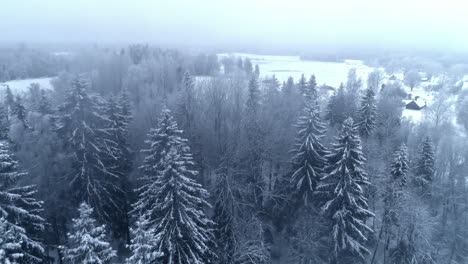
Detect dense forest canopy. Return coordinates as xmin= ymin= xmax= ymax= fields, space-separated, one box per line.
xmin=0 ymin=43 xmax=467 ymax=264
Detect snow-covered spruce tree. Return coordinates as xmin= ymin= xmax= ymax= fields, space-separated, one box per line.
xmin=282 ymin=76 xmax=295 ymax=95
xmin=55 ymin=77 xmax=122 ymax=225
xmin=126 ymin=215 xmax=162 ymax=264
xmin=356 ymin=88 xmax=377 ymax=138
xmin=133 ymin=107 xmax=216 ymax=264
xmin=178 ymin=71 xmax=196 ymax=134
xmin=5 ymin=86 xmax=14 ymax=116
xmin=414 ymin=136 xmax=435 ymax=197
xmin=377 ymin=145 xmax=411 ymax=264
xmin=308 ymin=74 xmax=317 ymax=99
xmin=0 ymin=104 xmax=9 ymax=140
xmin=0 ymin=140 xmax=45 ymax=263
xmin=316 ymin=118 xmax=374 ymax=263
xmin=290 ymin=102 xmax=328 ymax=205
xmin=213 ymin=167 xmax=236 ymax=264
xmin=382 ymin=145 xmax=410 ymax=241
xmin=13 ymin=94 xmax=29 ymax=128
xmin=103 ymin=93 xmax=133 ymax=240
xmin=244 ymin=76 xmax=264 ymax=207
xmin=298 ymin=74 xmax=308 ymax=97
xmin=390 ymin=145 xmax=409 ymax=188
xmin=61 ymin=203 xmax=116 ymax=264
xmin=325 ymin=83 xmax=347 ymax=126
xmin=244 ymin=58 xmax=253 ymax=75
xmin=0 ymin=217 xmax=23 ymax=264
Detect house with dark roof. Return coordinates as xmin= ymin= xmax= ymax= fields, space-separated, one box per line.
xmin=405 ymin=98 xmax=426 ymax=110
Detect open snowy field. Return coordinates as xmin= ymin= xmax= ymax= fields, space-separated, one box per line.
xmin=0 ymin=77 xmax=55 ymax=94
xmin=218 ymin=52 xmax=377 ymax=88
xmin=217 ymin=52 xmax=454 ymax=126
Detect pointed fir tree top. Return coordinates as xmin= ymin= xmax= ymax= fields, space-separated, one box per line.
xmin=290 ymin=102 xmax=328 ymax=204
xmin=308 ymin=74 xmax=317 ymax=89
xmin=391 ymin=144 xmax=409 ymax=182
xmin=140 ymin=107 xmax=188 ymax=178
xmin=183 ymin=71 xmax=195 ymax=90
xmin=246 ymin=76 xmax=261 ymax=113
xmin=356 ymin=87 xmax=378 ymax=138
xmin=126 ymin=215 xmax=163 ymax=264
xmin=63 ymin=202 xmax=116 ymax=264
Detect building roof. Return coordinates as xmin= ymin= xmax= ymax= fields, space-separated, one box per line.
xmin=405 ymin=98 xmax=426 ymax=110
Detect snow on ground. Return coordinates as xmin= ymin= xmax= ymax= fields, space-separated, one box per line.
xmin=0 ymin=77 xmax=55 ymax=94
xmin=217 ymin=53 xmax=377 ymax=88
xmin=217 ymin=52 xmax=455 ymax=126
xmin=402 ymin=108 xmax=424 ymax=123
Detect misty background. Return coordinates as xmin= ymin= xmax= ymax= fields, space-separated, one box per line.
xmin=1 ymin=1 xmax=468 ymax=264
xmin=1 ymin=0 xmax=467 ymax=53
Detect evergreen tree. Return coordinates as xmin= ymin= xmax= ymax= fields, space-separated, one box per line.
xmin=55 ymin=77 xmax=122 ymax=225
xmin=356 ymin=88 xmax=377 ymax=138
xmin=104 ymin=93 xmax=132 ymax=240
xmin=126 ymin=215 xmax=162 ymax=264
xmin=414 ymin=136 xmax=435 ymax=196
xmin=0 ymin=104 xmax=9 ymax=140
xmin=61 ymin=203 xmax=116 ymax=264
xmin=244 ymin=76 xmax=264 ymax=206
xmin=254 ymin=64 xmax=260 ymax=76
xmin=244 ymin=58 xmax=253 ymax=75
xmin=283 ymin=76 xmax=295 ymax=95
xmin=0 ymin=217 xmax=23 ymax=264
xmin=178 ymin=71 xmax=196 ymax=134
xmin=36 ymin=89 xmax=53 ymax=115
xmin=133 ymin=108 xmax=216 ymax=264
xmin=298 ymin=74 xmax=308 ymax=96
xmin=290 ymin=102 xmax=328 ymax=205
xmin=0 ymin=141 xmax=45 ymax=263
xmin=375 ymin=145 xmax=410 ymax=264
xmin=391 ymin=145 xmax=409 ymax=188
xmin=325 ymin=83 xmax=347 ymax=126
xmin=5 ymin=86 xmax=14 ymax=117
xmin=13 ymin=94 xmax=29 ymax=128
xmin=213 ymin=167 xmax=236 ymax=264
xmin=316 ymin=118 xmax=374 ymax=263
xmin=308 ymin=74 xmax=317 ymax=99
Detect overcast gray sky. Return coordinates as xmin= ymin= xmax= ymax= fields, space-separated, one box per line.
xmin=1 ymin=0 xmax=466 ymax=52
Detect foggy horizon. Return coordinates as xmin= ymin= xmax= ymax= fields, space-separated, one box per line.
xmin=2 ymin=0 xmax=467 ymax=54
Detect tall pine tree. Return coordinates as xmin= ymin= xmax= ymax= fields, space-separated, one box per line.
xmin=0 ymin=104 xmax=9 ymax=139
xmin=61 ymin=203 xmax=116 ymax=264
xmin=126 ymin=215 xmax=162 ymax=264
xmin=298 ymin=74 xmax=308 ymax=97
xmin=308 ymin=74 xmax=317 ymax=99
xmin=133 ymin=108 xmax=216 ymax=264
xmin=13 ymin=94 xmax=29 ymax=128
xmin=104 ymin=92 xmax=133 ymax=240
xmin=55 ymin=77 xmax=122 ymax=226
xmin=414 ymin=136 xmax=434 ymax=197
xmin=213 ymin=166 xmax=236 ymax=264
xmin=290 ymin=102 xmax=328 ymax=205
xmin=325 ymin=83 xmax=347 ymax=126
xmin=0 ymin=140 xmax=45 ymax=263
xmin=316 ymin=118 xmax=374 ymax=263
xmin=244 ymin=76 xmax=264 ymax=207
xmin=356 ymin=88 xmax=377 ymax=138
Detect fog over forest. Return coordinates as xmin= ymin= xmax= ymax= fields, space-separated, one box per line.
xmin=0 ymin=1 xmax=468 ymax=264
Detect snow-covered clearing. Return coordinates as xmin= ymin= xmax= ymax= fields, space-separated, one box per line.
xmin=217 ymin=53 xmax=464 ymax=132
xmin=0 ymin=77 xmax=55 ymax=94
xmin=218 ymin=53 xmax=377 ymax=88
